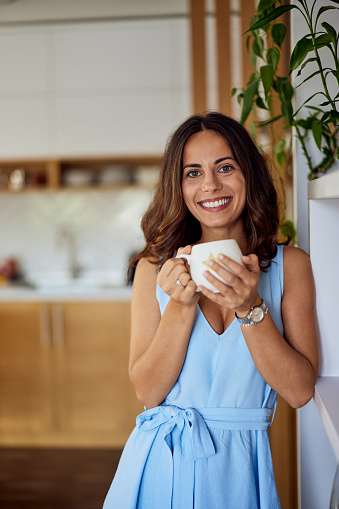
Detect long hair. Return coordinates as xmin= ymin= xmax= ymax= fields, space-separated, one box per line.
xmin=128 ymin=112 xmax=281 ymax=276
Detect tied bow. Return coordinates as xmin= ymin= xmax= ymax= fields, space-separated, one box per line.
xmin=136 ymin=405 xmax=216 ymax=460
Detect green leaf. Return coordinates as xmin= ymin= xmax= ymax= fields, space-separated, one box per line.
xmin=312 ymin=119 xmax=323 ymax=150
xmin=321 ymin=22 xmax=337 ymax=43
xmin=257 ymin=0 xmax=276 ymax=13
xmin=272 ymin=23 xmax=286 ymax=48
xmin=260 ymin=64 xmax=274 ymax=101
xmin=240 ymin=79 xmax=260 ymax=124
xmin=257 ymin=114 xmax=283 ymax=127
xmin=274 ymin=137 xmax=286 ymax=154
xmin=274 ymin=138 xmax=286 ymax=169
xmin=289 ymin=36 xmax=313 ymax=73
xmin=267 ymin=47 xmax=280 ymax=71
xmin=331 ymin=109 xmax=339 ymax=117
xmin=282 ymin=82 xmax=294 ymax=101
xmin=252 ymin=35 xmax=264 ymax=59
xmin=250 ymin=121 xmax=256 ymax=140
xmin=296 ymin=57 xmax=317 ymax=77
xmin=276 ymin=151 xmax=286 ymax=168
xmin=256 ymin=96 xmax=269 ymax=110
xmin=319 ymin=98 xmax=339 ymax=106
xmin=314 ymin=34 xmax=332 ymax=49
xmin=245 ymin=5 xmax=297 ymax=34
xmin=231 ymin=87 xmax=238 ymax=97
xmin=250 ymin=46 xmax=258 ymax=68
xmin=293 ymin=118 xmax=313 ymax=129
xmin=296 ymin=68 xmax=327 ymax=87
xmin=274 ymin=76 xmax=285 ymax=95
xmin=281 ymin=101 xmax=293 ymax=124
xmin=280 ymin=220 xmax=296 ymax=243
xmin=320 ymin=111 xmax=331 ymax=122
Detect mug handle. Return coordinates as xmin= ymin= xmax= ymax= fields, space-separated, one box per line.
xmin=176 ymin=253 xmax=191 ymax=265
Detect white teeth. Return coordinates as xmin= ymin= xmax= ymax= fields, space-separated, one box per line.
xmin=201 ymin=198 xmax=231 ymax=208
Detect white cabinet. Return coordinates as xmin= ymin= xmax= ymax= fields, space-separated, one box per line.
xmin=306 ymin=170 xmax=339 ymax=507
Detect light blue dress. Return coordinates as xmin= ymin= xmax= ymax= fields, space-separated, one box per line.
xmin=103 ymin=246 xmax=283 ymax=509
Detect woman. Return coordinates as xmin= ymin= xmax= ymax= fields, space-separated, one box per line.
xmin=103 ymin=112 xmax=318 ymax=509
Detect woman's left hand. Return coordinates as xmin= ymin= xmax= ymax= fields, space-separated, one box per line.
xmin=198 ymin=253 xmax=262 ymax=316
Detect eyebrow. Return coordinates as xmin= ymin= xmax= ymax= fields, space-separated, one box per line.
xmin=183 ymin=156 xmax=235 ymax=170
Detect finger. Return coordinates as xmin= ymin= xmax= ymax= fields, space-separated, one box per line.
xmin=198 ymin=284 xmax=230 ymax=306
xmin=216 ymin=254 xmax=248 ymax=276
xmin=160 ymin=257 xmax=187 ymax=279
xmin=202 ymin=268 xmax=239 ymax=293
xmin=203 ymin=258 xmax=242 ymax=289
xmin=177 ymin=245 xmax=192 ymax=255
xmin=177 ymin=271 xmax=191 ymax=287
xmin=240 ymin=254 xmax=260 ymax=274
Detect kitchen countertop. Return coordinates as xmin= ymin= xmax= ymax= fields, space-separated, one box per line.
xmin=0 ymin=284 xmax=132 ymax=302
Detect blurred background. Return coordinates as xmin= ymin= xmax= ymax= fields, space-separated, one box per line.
xmin=0 ymin=1 xmax=337 ymax=509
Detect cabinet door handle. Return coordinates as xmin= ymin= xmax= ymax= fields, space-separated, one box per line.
xmin=39 ymin=304 xmax=52 ymax=347
xmin=52 ymin=304 xmax=64 ymax=346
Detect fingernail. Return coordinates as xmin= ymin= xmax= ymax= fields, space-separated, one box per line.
xmin=206 ymin=260 xmax=214 ymax=267
xmin=217 ymin=254 xmax=224 ymax=260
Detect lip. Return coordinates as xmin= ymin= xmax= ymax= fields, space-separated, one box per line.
xmin=198 ymin=196 xmax=232 ymax=211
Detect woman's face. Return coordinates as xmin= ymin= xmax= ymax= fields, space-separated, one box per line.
xmin=181 ymin=129 xmax=247 ymax=242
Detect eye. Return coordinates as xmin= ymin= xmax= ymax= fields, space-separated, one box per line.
xmin=186 ymin=169 xmax=201 ymax=178
xmin=218 ymin=165 xmax=233 ymax=173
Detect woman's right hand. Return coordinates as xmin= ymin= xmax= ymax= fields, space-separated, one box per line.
xmin=157 ymin=245 xmax=199 ymax=306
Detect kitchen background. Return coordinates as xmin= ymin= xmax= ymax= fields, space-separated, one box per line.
xmin=0 ymin=1 xmax=192 ymax=284
xmin=0 ymin=0 xmax=244 ymax=288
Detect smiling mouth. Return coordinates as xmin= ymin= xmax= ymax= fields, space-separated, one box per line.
xmin=199 ymin=197 xmax=232 ymax=208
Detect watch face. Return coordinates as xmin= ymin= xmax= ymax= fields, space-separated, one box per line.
xmin=250 ymin=307 xmax=264 ymax=323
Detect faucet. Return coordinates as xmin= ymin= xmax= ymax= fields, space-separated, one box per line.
xmin=56 ymin=224 xmax=81 ymax=279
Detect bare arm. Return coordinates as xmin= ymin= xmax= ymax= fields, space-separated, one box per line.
xmin=128 ymin=248 xmax=199 ymax=409
xmin=199 ymin=246 xmax=319 ymax=408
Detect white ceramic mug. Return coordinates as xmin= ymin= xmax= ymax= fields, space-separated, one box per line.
xmin=177 ymin=239 xmax=244 ymax=293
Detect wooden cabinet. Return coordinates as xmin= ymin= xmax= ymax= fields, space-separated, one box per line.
xmin=0 ymin=155 xmax=161 ymax=192
xmin=0 ymin=301 xmax=143 ymax=447
xmin=0 ymin=303 xmax=55 ymax=437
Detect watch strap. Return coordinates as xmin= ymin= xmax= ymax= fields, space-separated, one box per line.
xmin=235 ymin=300 xmax=268 ymax=326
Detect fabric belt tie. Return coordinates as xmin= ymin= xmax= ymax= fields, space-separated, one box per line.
xmin=136 ymin=404 xmax=276 ymax=461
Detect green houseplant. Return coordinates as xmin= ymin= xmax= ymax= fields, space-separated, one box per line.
xmin=235 ymin=0 xmax=339 ymax=181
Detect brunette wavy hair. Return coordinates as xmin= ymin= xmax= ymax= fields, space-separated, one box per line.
xmin=129 ymin=112 xmax=282 ymax=276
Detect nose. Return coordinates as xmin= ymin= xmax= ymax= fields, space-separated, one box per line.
xmin=201 ymin=172 xmax=222 ymax=192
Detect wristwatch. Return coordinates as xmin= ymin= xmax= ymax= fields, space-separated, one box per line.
xmin=235 ymin=300 xmax=268 ymax=326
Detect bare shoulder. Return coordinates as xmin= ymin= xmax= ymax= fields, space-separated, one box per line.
xmin=282 ymin=245 xmax=314 ymax=292
xmin=131 ymin=257 xmax=160 ymax=307
xmin=134 ymin=256 xmax=159 ymax=284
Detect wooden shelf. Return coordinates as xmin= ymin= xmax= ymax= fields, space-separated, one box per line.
xmin=0 ymin=154 xmax=162 ymax=192
xmin=314 ymin=377 xmax=339 ymax=462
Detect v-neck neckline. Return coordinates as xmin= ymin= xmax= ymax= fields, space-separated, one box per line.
xmin=197 ymin=303 xmax=238 ymax=338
